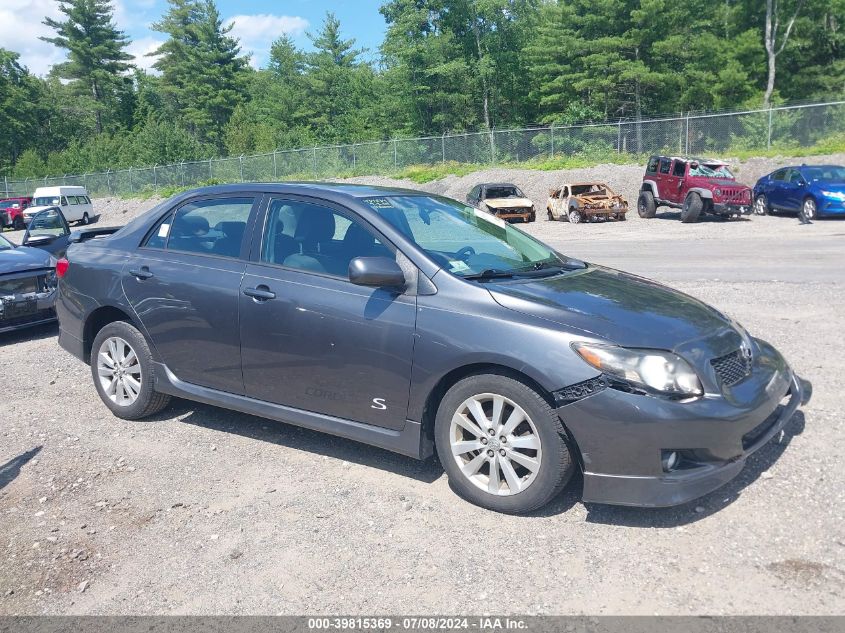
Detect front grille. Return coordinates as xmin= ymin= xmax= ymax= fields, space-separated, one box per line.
xmin=721 ymin=188 xmax=751 ymax=203
xmin=710 ymin=349 xmax=752 ymax=387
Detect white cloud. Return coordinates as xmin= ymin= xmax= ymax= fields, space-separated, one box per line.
xmin=127 ymin=36 xmax=164 ymax=74
xmin=225 ymin=14 xmax=309 ymax=69
xmin=0 ymin=0 xmax=65 ymax=76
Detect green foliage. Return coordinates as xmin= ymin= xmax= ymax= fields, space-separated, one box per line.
xmin=41 ymin=0 xmax=134 ymax=134
xmin=2 ymin=0 xmax=844 ymax=181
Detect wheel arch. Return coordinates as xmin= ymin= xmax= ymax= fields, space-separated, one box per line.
xmin=640 ymin=180 xmax=658 ymax=196
xmin=82 ymin=305 xmax=139 ymax=363
xmin=686 ymin=187 xmax=713 ymax=200
xmin=420 ymin=362 xmax=558 ymax=441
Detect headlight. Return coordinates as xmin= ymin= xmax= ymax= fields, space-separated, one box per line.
xmin=714 ymin=188 xmax=722 ymax=196
xmin=821 ymin=190 xmax=845 ymax=201
xmin=572 ymin=342 xmax=703 ymax=397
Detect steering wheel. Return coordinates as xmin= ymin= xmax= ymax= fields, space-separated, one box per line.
xmin=455 ymin=246 xmax=476 ymax=262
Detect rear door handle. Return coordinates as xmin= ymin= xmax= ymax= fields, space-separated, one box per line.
xmin=243 ymin=285 xmax=276 ymax=301
xmin=129 ymin=266 xmax=154 ymax=280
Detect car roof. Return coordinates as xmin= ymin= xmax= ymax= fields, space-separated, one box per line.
xmin=32 ymin=186 xmax=88 ymax=195
xmin=480 ymin=183 xmax=519 ymax=188
xmin=654 ymin=155 xmax=728 ymax=165
xmin=174 ymin=182 xmax=432 ymax=200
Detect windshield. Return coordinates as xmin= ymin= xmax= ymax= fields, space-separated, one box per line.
xmin=0 ymin=233 xmax=14 ymax=250
xmin=484 ymin=186 xmax=523 ymax=199
xmin=803 ymin=166 xmax=845 ymax=182
xmin=34 ymin=196 xmax=61 ymax=207
xmin=363 ymin=195 xmax=565 ymax=278
xmin=690 ymin=163 xmax=734 ymax=179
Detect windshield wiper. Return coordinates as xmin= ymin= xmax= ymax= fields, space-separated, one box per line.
xmin=462 ymin=268 xmax=516 ymax=281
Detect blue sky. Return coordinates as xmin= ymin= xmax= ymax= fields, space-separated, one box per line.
xmin=0 ymin=0 xmax=389 ymax=76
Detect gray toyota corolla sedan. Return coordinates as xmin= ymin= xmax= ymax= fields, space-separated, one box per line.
xmin=55 ymin=184 xmax=811 ymax=513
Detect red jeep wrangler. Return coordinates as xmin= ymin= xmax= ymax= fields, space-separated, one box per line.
xmin=637 ymin=156 xmax=752 ymax=223
xmin=0 ymin=197 xmax=32 ymax=230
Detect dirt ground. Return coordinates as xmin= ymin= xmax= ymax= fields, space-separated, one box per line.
xmin=1 ymin=157 xmax=844 ymax=615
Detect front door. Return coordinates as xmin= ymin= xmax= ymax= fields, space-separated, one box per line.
xmin=783 ymin=169 xmax=805 ymax=211
xmin=239 ymin=197 xmax=417 ymax=430
xmin=122 ymin=195 xmax=258 ymax=394
xmin=23 ymin=208 xmax=70 ymax=257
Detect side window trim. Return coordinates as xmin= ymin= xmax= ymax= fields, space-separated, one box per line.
xmin=251 ymin=195 xmax=397 ymax=281
xmin=139 ymin=193 xmax=260 ymax=258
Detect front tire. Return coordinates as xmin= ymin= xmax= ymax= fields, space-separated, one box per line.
xmin=754 ymin=195 xmax=769 ymax=216
xmin=568 ymin=208 xmax=582 ymax=224
xmin=90 ymin=321 xmax=171 ymax=420
xmin=434 ymin=373 xmax=575 ymax=514
xmin=803 ymin=197 xmax=818 ymax=220
xmin=681 ymin=193 xmax=703 ymax=223
xmin=637 ymin=191 xmax=657 ymax=218
xmin=13 ymin=216 xmax=25 ymax=231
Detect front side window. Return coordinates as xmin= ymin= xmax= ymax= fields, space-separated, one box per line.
xmin=143 ymin=197 xmax=254 ymax=257
xmin=646 ymin=157 xmax=659 ymax=173
xmin=672 ymin=161 xmax=686 ymax=177
xmin=787 ymin=169 xmax=804 ymax=184
xmin=261 ymin=199 xmax=392 ymax=277
xmin=363 ymin=195 xmax=564 ymax=279
xmin=27 ymin=209 xmax=67 ymax=237
xmin=60 ymin=197 xmax=68 ymax=206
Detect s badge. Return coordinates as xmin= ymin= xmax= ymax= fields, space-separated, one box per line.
xmin=371 ymin=398 xmax=387 ymax=410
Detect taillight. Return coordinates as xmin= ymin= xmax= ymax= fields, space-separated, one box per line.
xmin=56 ymin=258 xmax=69 ymax=278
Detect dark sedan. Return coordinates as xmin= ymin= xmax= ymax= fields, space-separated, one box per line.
xmin=55 ymin=184 xmax=811 ymax=513
xmin=0 ymin=231 xmax=58 ymax=334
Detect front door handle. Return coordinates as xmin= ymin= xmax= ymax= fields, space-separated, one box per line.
xmin=129 ymin=266 xmax=154 ymax=280
xmin=243 ymin=285 xmax=276 ymax=301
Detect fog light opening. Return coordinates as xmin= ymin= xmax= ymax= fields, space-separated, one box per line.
xmin=661 ymin=450 xmax=680 ymax=473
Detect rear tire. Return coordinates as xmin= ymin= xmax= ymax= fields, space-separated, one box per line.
xmin=547 ymin=209 xmax=554 ymax=221
xmin=13 ymin=216 xmax=25 ymax=230
xmin=434 ymin=372 xmax=575 ymax=514
xmin=681 ymin=193 xmax=703 ymax=223
xmin=637 ymin=191 xmax=657 ymax=218
xmin=90 ymin=321 xmax=171 ymax=420
xmin=80 ymin=212 xmax=90 ymax=225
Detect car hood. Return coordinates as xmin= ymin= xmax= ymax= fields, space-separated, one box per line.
xmin=487 ymin=265 xmax=742 ymax=360
xmin=484 ymin=197 xmax=533 ymax=209
xmin=0 ymin=245 xmax=54 ymax=274
xmin=812 ymin=181 xmax=845 ymax=193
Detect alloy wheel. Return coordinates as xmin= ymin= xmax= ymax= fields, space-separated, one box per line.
xmin=754 ymin=196 xmax=768 ymax=215
xmin=97 ymin=336 xmax=142 ymax=407
xmin=804 ymin=198 xmax=817 ymax=220
xmin=449 ymin=393 xmax=542 ymax=496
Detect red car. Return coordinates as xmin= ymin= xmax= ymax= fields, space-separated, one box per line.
xmin=0 ymin=197 xmax=32 ymax=230
xmin=637 ymin=156 xmax=752 ymax=223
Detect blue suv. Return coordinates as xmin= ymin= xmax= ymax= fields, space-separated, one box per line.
xmin=753 ymin=164 xmax=845 ymax=220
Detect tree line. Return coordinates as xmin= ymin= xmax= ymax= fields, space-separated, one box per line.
xmin=1 ymin=0 xmax=843 ymax=179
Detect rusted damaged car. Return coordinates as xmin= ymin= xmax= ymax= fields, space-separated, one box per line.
xmin=546 ymin=182 xmax=628 ymax=224
xmin=467 ymin=183 xmax=536 ymax=222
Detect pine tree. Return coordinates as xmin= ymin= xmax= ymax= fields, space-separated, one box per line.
xmin=152 ymin=0 xmax=248 ymax=148
xmin=41 ymin=0 xmax=134 ymax=134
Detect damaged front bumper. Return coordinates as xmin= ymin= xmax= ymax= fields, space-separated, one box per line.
xmin=0 ymin=270 xmax=58 ymax=333
xmin=556 ymin=340 xmax=811 ymax=507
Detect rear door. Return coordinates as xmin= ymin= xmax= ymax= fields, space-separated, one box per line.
xmin=122 ymin=194 xmax=259 ymax=394
xmin=238 ymin=196 xmax=417 ymax=430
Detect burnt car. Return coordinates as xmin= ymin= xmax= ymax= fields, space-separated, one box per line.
xmin=0 ymin=197 xmax=32 ymax=231
xmin=639 ymin=156 xmax=752 ymax=223
xmin=467 ymin=183 xmax=535 ymax=222
xmin=0 ymin=231 xmax=59 ymax=334
xmin=547 ymin=182 xmax=628 ymax=224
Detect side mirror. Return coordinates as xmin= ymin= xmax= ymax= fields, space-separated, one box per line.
xmin=24 ymin=234 xmax=56 ymax=247
xmin=348 ymin=256 xmax=406 ymax=289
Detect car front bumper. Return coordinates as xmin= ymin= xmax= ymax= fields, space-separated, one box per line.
xmin=713 ymin=202 xmax=752 ymax=215
xmin=818 ymin=197 xmax=845 ymax=215
xmin=556 ymin=340 xmax=810 ymax=507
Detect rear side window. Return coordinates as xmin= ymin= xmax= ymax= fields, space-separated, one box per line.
xmin=672 ymin=161 xmax=686 ymax=177
xmin=659 ymin=159 xmax=671 ymax=174
xmin=67 ymin=196 xmax=80 ymax=204
xmin=143 ymin=197 xmax=254 ymax=257
xmin=646 ymin=157 xmax=659 ymax=173
xmin=772 ymin=169 xmax=786 ymax=181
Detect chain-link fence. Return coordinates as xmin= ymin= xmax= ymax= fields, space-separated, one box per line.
xmin=4 ymin=100 xmax=844 ymax=198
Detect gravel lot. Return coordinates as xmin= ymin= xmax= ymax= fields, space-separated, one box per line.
xmin=1 ymin=155 xmax=844 ymax=616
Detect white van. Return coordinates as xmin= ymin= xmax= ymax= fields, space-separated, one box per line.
xmin=24 ymin=186 xmax=94 ymax=225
